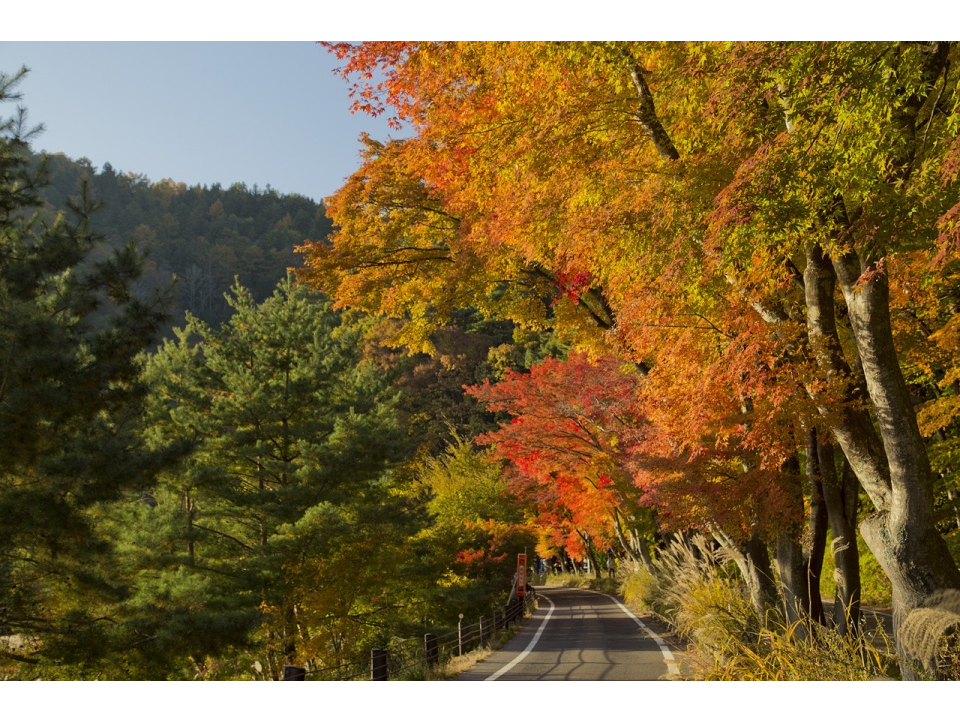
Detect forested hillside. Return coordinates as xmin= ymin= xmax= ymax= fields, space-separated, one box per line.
xmin=35 ymin=150 xmax=332 ymax=329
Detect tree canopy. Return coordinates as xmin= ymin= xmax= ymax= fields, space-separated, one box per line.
xmin=299 ymin=41 xmax=960 ymax=675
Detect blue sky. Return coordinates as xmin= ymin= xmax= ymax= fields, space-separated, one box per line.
xmin=0 ymin=42 xmax=400 ymax=204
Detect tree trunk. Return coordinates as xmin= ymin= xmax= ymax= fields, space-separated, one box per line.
xmin=832 ymin=249 xmax=960 ymax=675
xmin=714 ymin=529 xmax=778 ymax=619
xmin=803 ymin=244 xmax=892 ymax=509
xmin=775 ymin=531 xmax=808 ymax=632
xmin=772 ymin=455 xmax=809 ymax=633
xmin=804 ymin=429 xmax=828 ymax=626
xmin=798 ymin=241 xmax=960 ymax=673
xmin=820 ymin=447 xmax=862 ymax=635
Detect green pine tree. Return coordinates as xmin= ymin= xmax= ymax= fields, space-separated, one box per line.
xmin=0 ymin=68 xmax=173 ymax=676
xmin=130 ymin=277 xmax=419 ymax=678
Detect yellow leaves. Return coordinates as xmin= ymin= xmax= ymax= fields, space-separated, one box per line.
xmin=918 ymin=395 xmax=960 ymax=437
xmin=436 ymin=569 xmax=472 ymax=590
xmin=930 ymin=314 xmax=960 ymax=355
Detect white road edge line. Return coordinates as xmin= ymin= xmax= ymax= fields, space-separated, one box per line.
xmin=484 ymin=590 xmax=679 ymax=680
xmin=484 ymin=594 xmax=556 ymax=681
xmin=601 ymin=592 xmax=680 ymax=676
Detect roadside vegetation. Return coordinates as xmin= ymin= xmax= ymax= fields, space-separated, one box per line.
xmin=617 ymin=535 xmax=960 ymax=680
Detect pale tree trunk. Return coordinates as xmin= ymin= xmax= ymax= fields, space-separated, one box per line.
xmin=804 ymin=241 xmax=960 ymax=667
xmin=803 ymin=244 xmax=893 ymax=509
xmin=830 ymin=42 xmax=960 ymax=675
xmin=775 ymin=532 xmax=807 ymax=630
xmin=832 ymin=249 xmax=960 ymax=675
xmin=819 ymin=446 xmax=862 ymax=635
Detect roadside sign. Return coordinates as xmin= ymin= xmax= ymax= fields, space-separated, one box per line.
xmin=517 ymin=553 xmax=527 ymax=598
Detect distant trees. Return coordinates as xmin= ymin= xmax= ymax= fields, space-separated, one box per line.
xmin=35 ymin=148 xmax=333 ymax=330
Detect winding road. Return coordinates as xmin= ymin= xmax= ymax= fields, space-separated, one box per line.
xmin=456 ymin=586 xmax=681 ymax=681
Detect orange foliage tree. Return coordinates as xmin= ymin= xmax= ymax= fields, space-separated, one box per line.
xmin=467 ymin=353 xmax=806 ymax=569
xmin=299 ymin=41 xmax=960 ymax=672
xmin=466 ymin=353 xmax=654 ymax=567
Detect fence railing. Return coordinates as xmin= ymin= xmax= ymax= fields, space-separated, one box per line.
xmin=282 ymin=590 xmax=538 ymax=681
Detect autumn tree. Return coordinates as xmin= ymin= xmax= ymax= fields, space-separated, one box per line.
xmin=700 ymin=42 xmax=960 ymax=670
xmin=301 ymin=41 xmax=960 ymax=673
xmin=301 ymin=42 xmax=811 ymax=613
xmin=467 ymin=350 xmax=808 ymax=613
xmin=467 ymin=353 xmax=655 ymax=566
xmin=412 ymin=439 xmax=536 ymax=618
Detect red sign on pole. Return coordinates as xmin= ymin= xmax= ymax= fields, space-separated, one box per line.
xmin=517 ymin=553 xmax=527 ymax=598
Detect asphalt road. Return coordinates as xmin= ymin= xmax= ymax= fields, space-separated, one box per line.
xmin=456 ymin=586 xmax=681 ymax=681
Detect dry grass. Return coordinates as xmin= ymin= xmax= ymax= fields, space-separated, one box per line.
xmin=427 ymin=616 xmax=526 ymax=679
xmin=429 ymin=645 xmax=495 ymax=679
xmin=692 ymin=619 xmax=894 ymax=681
xmin=620 ymin=536 xmax=898 ymax=680
xmin=898 ymin=588 xmax=960 ymax=679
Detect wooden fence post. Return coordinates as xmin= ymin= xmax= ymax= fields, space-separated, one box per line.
xmin=371 ymin=648 xmax=388 ymax=681
xmin=425 ymin=632 xmax=439 ymax=667
xmin=458 ymin=613 xmax=464 ymax=656
xmin=282 ymin=665 xmax=306 ymax=681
